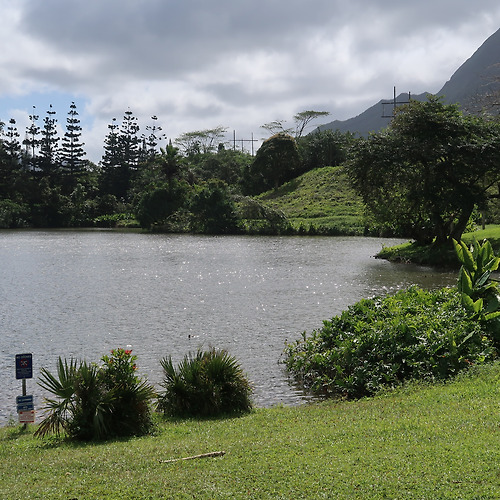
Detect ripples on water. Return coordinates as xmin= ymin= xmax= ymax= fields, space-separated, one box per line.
xmin=0 ymin=230 xmax=456 ymax=425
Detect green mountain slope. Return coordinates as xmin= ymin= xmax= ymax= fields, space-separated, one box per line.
xmin=258 ymin=165 xmax=365 ymax=234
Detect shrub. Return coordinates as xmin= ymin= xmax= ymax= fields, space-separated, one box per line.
xmin=285 ymin=287 xmax=495 ymax=399
xmin=157 ymin=348 xmax=253 ymax=417
xmin=35 ymin=349 xmax=156 ymax=440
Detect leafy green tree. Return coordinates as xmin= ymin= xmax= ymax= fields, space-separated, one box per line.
xmin=175 ymin=126 xmax=227 ymax=156
xmin=135 ymin=179 xmax=189 ymax=229
xmin=298 ymin=129 xmax=354 ymax=173
xmin=347 ymin=96 xmax=500 ymax=245
xmin=189 ymin=180 xmax=239 ymax=234
xmin=242 ymin=132 xmax=301 ymax=194
xmin=158 ymin=142 xmax=181 ymax=185
xmin=193 ymin=148 xmax=251 ymax=186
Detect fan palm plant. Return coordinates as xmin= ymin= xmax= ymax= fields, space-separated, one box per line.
xmin=158 ymin=348 xmax=252 ymax=417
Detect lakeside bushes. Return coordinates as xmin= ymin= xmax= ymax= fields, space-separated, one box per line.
xmin=285 ymin=239 xmax=500 ymax=399
xmin=157 ymin=348 xmax=253 ymax=417
xmin=35 ymin=347 xmax=253 ymax=441
xmin=35 ymin=349 xmax=156 ymax=440
xmin=285 ymin=286 xmax=495 ymax=399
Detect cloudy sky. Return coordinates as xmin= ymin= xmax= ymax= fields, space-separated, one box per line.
xmin=1 ymin=0 xmax=500 ymax=162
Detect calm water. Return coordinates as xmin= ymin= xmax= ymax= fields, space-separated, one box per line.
xmin=0 ymin=230 xmax=457 ymax=424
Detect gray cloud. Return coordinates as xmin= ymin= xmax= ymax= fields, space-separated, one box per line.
xmin=1 ymin=0 xmax=500 ymax=161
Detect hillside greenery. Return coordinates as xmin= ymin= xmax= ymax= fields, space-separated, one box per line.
xmin=257 ymin=165 xmax=365 ymax=235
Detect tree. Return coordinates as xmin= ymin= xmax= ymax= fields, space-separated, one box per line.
xmin=293 ymin=110 xmax=330 ymax=139
xmin=0 ymin=119 xmax=22 ymax=198
xmin=119 ymin=109 xmax=140 ymax=169
xmin=298 ymin=128 xmax=355 ymax=173
xmin=189 ymin=180 xmax=239 ymax=234
xmin=135 ymin=179 xmax=188 ymax=229
xmin=23 ymin=107 xmax=40 ymax=169
xmin=242 ymin=132 xmax=301 ymax=194
xmin=175 ymin=126 xmax=227 ymax=156
xmin=39 ymin=105 xmax=61 ymax=180
xmin=142 ymin=115 xmax=165 ymax=160
xmin=347 ymin=96 xmax=500 ymax=245
xmin=60 ymin=102 xmax=86 ymax=187
xmin=261 ymin=110 xmax=330 ymax=139
xmin=3 ymin=118 xmax=21 ymax=163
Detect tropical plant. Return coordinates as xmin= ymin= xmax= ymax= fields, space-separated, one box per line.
xmin=454 ymin=239 xmax=500 ymax=343
xmin=157 ymin=348 xmax=253 ymax=417
xmin=285 ymin=286 xmax=494 ymax=399
xmin=35 ymin=349 xmax=155 ymax=440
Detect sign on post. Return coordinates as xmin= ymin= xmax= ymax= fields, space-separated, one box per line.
xmin=16 ymin=395 xmax=34 ymax=412
xmin=18 ymin=410 xmax=35 ymax=424
xmin=15 ymin=353 xmax=33 ymax=379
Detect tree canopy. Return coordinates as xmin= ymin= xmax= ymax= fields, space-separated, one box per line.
xmin=347 ymin=96 xmax=500 ymax=245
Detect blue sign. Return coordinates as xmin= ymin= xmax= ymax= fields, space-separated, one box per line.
xmin=16 ymin=395 xmax=34 ymax=412
xmin=15 ymin=353 xmax=33 ymax=379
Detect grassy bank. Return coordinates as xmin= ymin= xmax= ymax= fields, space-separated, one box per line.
xmin=2 ymin=362 xmax=500 ymax=499
xmin=258 ymin=165 xmax=365 ymax=235
xmin=377 ymin=225 xmax=500 ymax=266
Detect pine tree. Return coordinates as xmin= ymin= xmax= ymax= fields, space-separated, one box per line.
xmin=23 ymin=107 xmax=40 ymax=170
xmin=119 ymin=109 xmax=140 ymax=168
xmin=4 ymin=119 xmax=21 ymax=163
xmin=60 ymin=102 xmax=86 ymax=186
xmin=39 ymin=104 xmax=60 ymax=179
xmin=100 ymin=117 xmax=125 ymax=200
xmin=144 ymin=115 xmax=165 ymax=159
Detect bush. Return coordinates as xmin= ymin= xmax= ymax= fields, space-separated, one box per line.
xmin=157 ymin=348 xmax=253 ymax=417
xmin=285 ymin=287 xmax=495 ymax=399
xmin=35 ymin=349 xmax=156 ymax=440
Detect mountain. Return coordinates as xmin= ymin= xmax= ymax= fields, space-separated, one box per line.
xmin=318 ymin=27 xmax=500 ymax=136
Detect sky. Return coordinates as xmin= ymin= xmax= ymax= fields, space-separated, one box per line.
xmin=1 ymin=0 xmax=500 ymax=163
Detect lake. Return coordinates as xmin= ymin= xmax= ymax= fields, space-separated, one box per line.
xmin=0 ymin=230 xmax=457 ymax=425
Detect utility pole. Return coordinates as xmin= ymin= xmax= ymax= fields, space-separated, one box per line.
xmin=382 ymin=86 xmax=411 ymax=118
xmin=232 ymin=130 xmax=258 ymax=155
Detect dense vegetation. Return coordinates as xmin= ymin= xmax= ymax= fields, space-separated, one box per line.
xmin=158 ymin=348 xmax=252 ymax=418
xmin=35 ymin=348 xmax=253 ymax=441
xmin=35 ymin=349 xmax=156 ymax=440
xmin=2 ymin=96 xmax=499 ymax=241
xmin=285 ymin=238 xmax=500 ymax=399
xmin=0 ymin=104 xmax=355 ymax=233
xmin=347 ymin=96 xmax=500 ymax=245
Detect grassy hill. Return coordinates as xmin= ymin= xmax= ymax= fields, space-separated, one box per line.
xmin=257 ymin=165 xmax=365 ymax=235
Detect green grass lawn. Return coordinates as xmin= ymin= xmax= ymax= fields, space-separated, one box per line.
xmin=2 ymin=363 xmax=500 ymax=499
